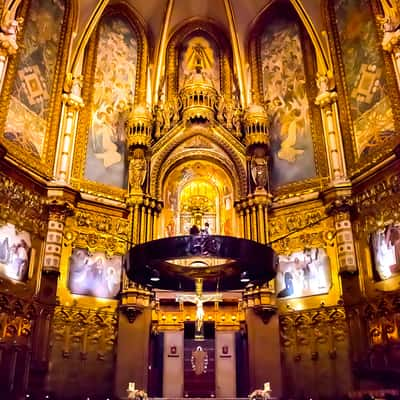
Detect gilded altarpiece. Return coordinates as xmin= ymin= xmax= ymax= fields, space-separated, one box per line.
xmin=325 ymin=0 xmax=400 ymax=174
xmin=0 ymin=0 xmax=73 ymax=176
xmin=71 ymin=6 xmax=148 ymax=200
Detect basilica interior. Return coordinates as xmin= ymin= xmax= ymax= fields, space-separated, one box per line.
xmin=0 ymin=0 xmax=400 ymax=399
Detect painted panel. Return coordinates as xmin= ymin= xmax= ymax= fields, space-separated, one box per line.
xmin=68 ymin=248 xmax=122 ymax=299
xmin=179 ymin=34 xmax=220 ymax=91
xmin=84 ymin=16 xmax=137 ymax=188
xmin=276 ymin=248 xmax=331 ymax=299
xmin=370 ymin=224 xmax=400 ymax=281
xmin=261 ymin=18 xmax=316 ymax=188
xmin=0 ymin=223 xmax=32 ymax=282
xmin=334 ymin=0 xmax=395 ymax=157
xmin=4 ymin=0 xmax=65 ymax=157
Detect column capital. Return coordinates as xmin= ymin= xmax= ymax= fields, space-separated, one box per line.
xmin=0 ymin=16 xmax=23 ymax=56
xmin=315 ymin=90 xmax=338 ymax=108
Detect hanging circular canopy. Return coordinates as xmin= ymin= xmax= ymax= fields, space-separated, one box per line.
xmin=125 ymin=235 xmax=277 ymax=291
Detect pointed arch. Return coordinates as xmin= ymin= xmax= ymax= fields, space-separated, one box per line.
xmin=150 ymin=125 xmax=247 ymax=199
xmin=165 ymin=18 xmax=234 ymax=102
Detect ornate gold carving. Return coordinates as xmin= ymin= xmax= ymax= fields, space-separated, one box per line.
xmin=269 ymin=204 xmax=333 ymax=253
xmin=353 ymin=172 xmax=400 ymax=236
xmin=64 ymin=208 xmax=129 ymax=256
xmin=243 ymin=285 xmax=277 ymax=323
xmin=0 ymin=173 xmax=47 ymax=237
xmin=52 ymin=305 xmax=117 ymax=360
xmin=360 ymin=292 xmax=400 ymax=346
xmin=120 ymin=285 xmax=152 ymax=324
xmin=0 ymin=293 xmax=37 ymax=344
xmin=279 ymin=305 xmax=347 ymax=361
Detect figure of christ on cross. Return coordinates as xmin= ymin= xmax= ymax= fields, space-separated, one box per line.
xmin=176 ymin=292 xmax=222 ymax=335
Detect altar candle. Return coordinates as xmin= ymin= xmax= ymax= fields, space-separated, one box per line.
xmin=128 ymin=382 xmax=135 ymax=392
xmin=264 ymin=382 xmax=271 ymax=392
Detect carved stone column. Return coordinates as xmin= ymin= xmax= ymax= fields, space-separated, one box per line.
xmin=325 ymin=193 xmax=360 ymax=304
xmin=315 ymin=75 xmax=347 ymax=183
xmin=54 ymin=74 xmax=84 ymax=182
xmin=31 ymin=195 xmax=74 ymax=375
xmin=114 ymin=104 xmax=157 ymax=397
xmin=0 ymin=1 xmax=23 ymax=91
xmin=242 ymin=285 xmax=281 ymax=397
xmin=237 ymin=104 xmax=272 ymax=242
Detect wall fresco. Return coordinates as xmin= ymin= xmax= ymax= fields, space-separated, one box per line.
xmin=261 ymin=17 xmax=316 ymax=188
xmin=4 ymin=0 xmax=65 ymax=157
xmin=84 ymin=16 xmax=137 ymax=188
xmin=68 ymin=248 xmax=121 ymax=299
xmin=0 ymin=223 xmax=32 ymax=282
xmin=276 ymin=248 xmax=331 ymax=299
xmin=334 ymin=0 xmax=395 ymax=158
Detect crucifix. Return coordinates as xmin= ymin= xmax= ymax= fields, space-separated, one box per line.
xmin=176 ymin=278 xmax=222 ymax=339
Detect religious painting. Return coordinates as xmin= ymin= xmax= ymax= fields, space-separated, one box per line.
xmin=370 ymin=224 xmax=400 ymax=281
xmin=179 ymin=34 xmax=220 ymax=91
xmin=4 ymin=0 xmax=65 ymax=157
xmin=68 ymin=248 xmax=122 ymax=299
xmin=334 ymin=0 xmax=395 ymax=158
xmin=0 ymin=223 xmax=32 ymax=282
xmin=261 ymin=17 xmax=316 ymax=188
xmin=84 ymin=15 xmax=137 ymax=188
xmin=276 ymin=248 xmax=331 ymax=299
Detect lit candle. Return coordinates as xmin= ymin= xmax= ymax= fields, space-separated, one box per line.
xmin=264 ymin=382 xmax=271 ymax=392
xmin=128 ymin=382 xmax=135 ymax=392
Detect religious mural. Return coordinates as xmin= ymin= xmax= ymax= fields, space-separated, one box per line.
xmin=179 ymin=35 xmax=220 ymax=90
xmin=4 ymin=0 xmax=65 ymax=157
xmin=276 ymin=248 xmax=331 ymax=299
xmin=0 ymin=223 xmax=32 ymax=282
xmin=371 ymin=224 xmax=400 ymax=281
xmin=334 ymin=0 xmax=395 ymax=158
xmin=261 ymin=17 xmax=316 ymax=188
xmin=68 ymin=248 xmax=122 ymax=299
xmin=84 ymin=16 xmax=137 ymax=188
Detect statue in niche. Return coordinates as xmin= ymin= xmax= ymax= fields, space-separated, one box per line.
xmin=232 ymin=108 xmax=242 ymax=138
xmin=181 ymin=36 xmax=217 ymax=88
xmin=171 ymin=97 xmax=181 ymax=125
xmin=129 ymin=148 xmax=146 ymax=192
xmin=216 ymin=95 xmax=226 ymax=123
xmin=154 ymin=104 xmax=164 ymax=138
xmin=251 ymin=147 xmax=269 ymax=191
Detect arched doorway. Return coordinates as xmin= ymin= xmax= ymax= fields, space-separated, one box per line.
xmin=161 ymin=159 xmax=236 ymax=238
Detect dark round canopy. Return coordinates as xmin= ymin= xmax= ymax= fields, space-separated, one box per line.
xmin=124 ymin=235 xmax=277 ymax=292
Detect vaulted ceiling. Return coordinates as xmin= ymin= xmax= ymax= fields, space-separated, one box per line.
xmin=72 ymin=0 xmax=326 ymax=67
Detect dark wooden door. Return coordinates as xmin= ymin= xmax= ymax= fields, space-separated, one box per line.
xmin=184 ymin=339 xmax=215 ymax=397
